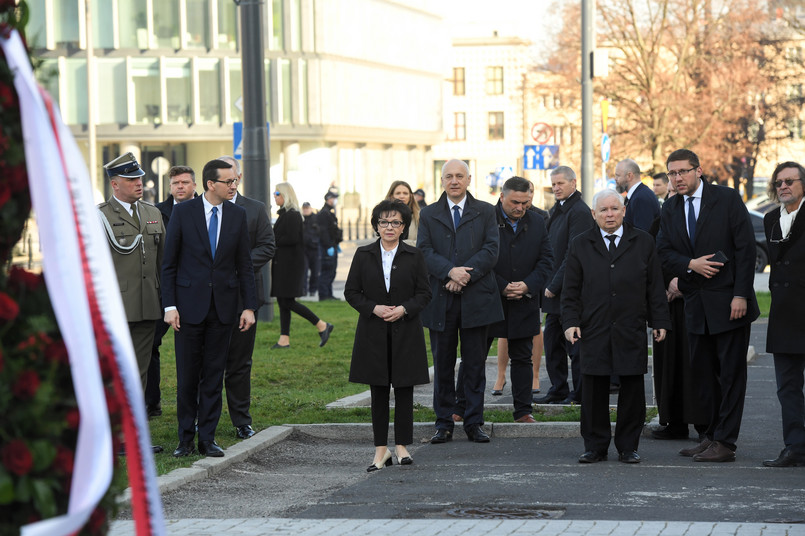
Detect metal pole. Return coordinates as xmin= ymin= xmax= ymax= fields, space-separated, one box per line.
xmin=581 ymin=0 xmax=594 ymax=204
xmin=85 ymin=0 xmax=97 ymax=189
xmin=236 ymin=0 xmax=272 ymax=321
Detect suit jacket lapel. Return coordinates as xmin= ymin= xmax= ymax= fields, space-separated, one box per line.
xmin=611 ymin=226 xmax=635 ymax=263
xmin=191 ymin=196 xmax=214 ymax=260
xmin=670 ymin=195 xmax=694 ymax=255
xmin=695 ymin=181 xmax=719 ymax=234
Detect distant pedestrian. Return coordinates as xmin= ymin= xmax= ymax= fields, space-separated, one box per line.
xmin=414 ymin=188 xmax=427 ymax=208
xmin=345 ymin=199 xmax=431 ymax=472
xmin=301 ymin=202 xmax=321 ymax=296
xmin=762 ymin=161 xmax=805 ymax=468
xmin=386 ymin=180 xmax=420 ymax=246
xmin=653 ymin=172 xmax=670 ymax=204
xmin=271 ymin=182 xmax=334 ymax=349
xmin=317 ymin=191 xmax=342 ymax=300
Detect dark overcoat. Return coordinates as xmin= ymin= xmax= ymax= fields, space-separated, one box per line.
xmin=488 ymin=203 xmax=554 ymax=339
xmin=656 ymin=180 xmax=759 ymax=334
xmin=764 ymin=206 xmax=805 ymax=354
xmin=345 ymin=240 xmax=431 ymax=387
xmin=561 ymin=224 xmax=671 ymax=376
xmin=625 ymin=182 xmax=661 ymax=232
xmin=271 ymin=207 xmax=305 ymax=298
xmin=542 ymin=190 xmax=594 ymax=315
xmin=416 ymin=191 xmax=504 ymax=330
xmin=234 ymin=193 xmax=276 ymax=308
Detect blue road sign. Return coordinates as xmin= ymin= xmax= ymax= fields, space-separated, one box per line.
xmin=601 ymin=133 xmax=611 ymax=163
xmin=233 ymin=122 xmax=270 ymax=160
xmin=524 ymin=145 xmax=559 ymax=170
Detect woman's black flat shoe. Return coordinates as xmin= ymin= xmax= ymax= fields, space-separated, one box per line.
xmin=319 ymin=323 xmax=334 ymax=347
xmin=271 ymin=343 xmax=290 ymax=350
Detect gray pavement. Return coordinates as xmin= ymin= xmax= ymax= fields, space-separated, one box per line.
xmin=110 ymin=250 xmax=802 ymax=535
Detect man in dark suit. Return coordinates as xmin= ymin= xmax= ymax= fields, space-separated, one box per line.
xmin=218 ymin=155 xmax=276 ymax=440
xmin=318 ymin=192 xmax=342 ymax=300
xmin=616 ymin=158 xmax=660 ymax=232
xmin=487 ymin=177 xmax=553 ymax=423
xmin=563 ymin=189 xmax=670 ymax=463
xmin=535 ymin=166 xmax=594 ymax=405
xmin=657 ymin=148 xmax=759 ymax=463
xmin=417 ymin=158 xmax=503 ymax=443
xmin=653 ymin=172 xmax=670 ymax=205
xmin=162 ymin=159 xmax=258 ymax=458
xmin=762 ymin=162 xmax=805 ymax=467
xmin=146 ymin=165 xmax=197 ymax=419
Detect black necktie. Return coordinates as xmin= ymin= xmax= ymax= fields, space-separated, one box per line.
xmin=687 ymin=197 xmax=696 ymax=246
xmin=606 ymin=234 xmax=617 ymax=256
xmin=624 ymin=196 xmax=630 ymax=207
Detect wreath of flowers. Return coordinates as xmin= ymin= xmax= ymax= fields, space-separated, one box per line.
xmin=0 ymin=2 xmax=125 ymax=534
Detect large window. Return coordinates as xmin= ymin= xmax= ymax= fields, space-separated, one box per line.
xmin=218 ymin=0 xmax=238 ymax=50
xmin=488 ymin=111 xmax=504 ymax=140
xmin=131 ymin=58 xmax=160 ymax=124
xmin=91 ymin=0 xmax=114 ymax=48
xmin=290 ymin=0 xmax=302 ymax=51
xmin=165 ymin=59 xmax=191 ymax=124
xmin=63 ymin=58 xmax=87 ymax=124
xmin=298 ymin=59 xmax=308 ymax=124
xmin=486 ymin=66 xmax=503 ymax=95
xmin=449 ymin=112 xmax=466 ymax=140
xmin=197 ymin=59 xmax=221 ymax=124
xmin=451 ymin=67 xmax=465 ymax=96
xmin=270 ymin=0 xmax=284 ymax=50
xmin=118 ymin=0 xmax=148 ymax=49
xmin=53 ymin=0 xmax=80 ymax=47
xmin=96 ymin=59 xmax=127 ymax=124
xmin=153 ymin=2 xmax=180 ymax=48
xmin=186 ymin=0 xmax=210 ymax=49
xmin=227 ymin=58 xmax=243 ymax=122
xmin=278 ymin=59 xmax=292 ymax=124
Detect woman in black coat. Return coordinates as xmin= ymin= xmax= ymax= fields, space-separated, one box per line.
xmin=270 ymin=182 xmax=333 ymax=349
xmin=345 ymin=199 xmax=431 ymax=472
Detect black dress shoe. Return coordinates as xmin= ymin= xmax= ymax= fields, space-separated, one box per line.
xmin=533 ymin=393 xmax=565 ymax=404
xmin=172 ymin=441 xmax=195 ymax=457
xmin=198 ymin=440 xmax=225 ymax=457
xmin=271 ymin=343 xmax=290 ymax=350
xmin=236 ymin=425 xmax=255 ymax=439
xmin=618 ymin=451 xmax=641 ymax=463
xmin=763 ymin=448 xmax=805 ymax=467
xmin=146 ymin=403 xmax=162 ymax=418
xmin=465 ymin=425 xmax=490 ymax=443
xmin=152 ymin=445 xmax=164 ymax=454
xmin=651 ymin=425 xmax=689 ymax=440
xmin=319 ymin=323 xmax=334 ymax=347
xmin=553 ymin=397 xmax=580 ymax=405
xmin=430 ymin=429 xmax=453 ymax=444
xmin=578 ymin=450 xmax=607 ymax=463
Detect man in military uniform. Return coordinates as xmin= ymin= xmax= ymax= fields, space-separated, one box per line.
xmin=98 ymin=153 xmax=166 ymax=394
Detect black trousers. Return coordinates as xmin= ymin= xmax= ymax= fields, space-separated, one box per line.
xmin=581 ymin=374 xmax=645 ymax=454
xmin=772 ymin=353 xmax=805 ymax=454
xmin=276 ymin=297 xmax=320 ymax=336
xmin=225 ymin=319 xmax=258 ymax=427
xmin=146 ymin=319 xmax=170 ymax=408
xmin=175 ymin=301 xmax=233 ymax=442
xmin=688 ymin=324 xmax=750 ymax=450
xmin=318 ymin=247 xmax=337 ymax=299
xmin=129 ymin=320 xmax=156 ymax=391
xmin=303 ymin=246 xmax=320 ymax=294
xmin=543 ymin=313 xmax=582 ymax=400
xmin=370 ymin=385 xmax=414 ymax=446
xmin=477 ymin=336 xmax=533 ymax=420
xmin=430 ymin=295 xmax=488 ymax=431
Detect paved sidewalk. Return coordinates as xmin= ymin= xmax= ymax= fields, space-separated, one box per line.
xmin=109 ymin=518 xmax=799 ymax=535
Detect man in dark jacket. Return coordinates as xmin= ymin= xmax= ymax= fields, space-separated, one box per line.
xmin=562 ymin=189 xmax=670 ymax=464
xmin=318 ymin=191 xmax=342 ymax=300
xmin=487 ymin=177 xmax=553 ymax=422
xmin=657 ymin=148 xmax=759 ymax=463
xmin=417 ymin=159 xmax=503 ymax=443
xmin=535 ymin=166 xmax=594 ymax=405
xmin=615 ymin=158 xmax=660 ymax=232
xmin=146 ymin=165 xmax=197 ymax=418
xmin=762 ymin=161 xmax=805 ymax=467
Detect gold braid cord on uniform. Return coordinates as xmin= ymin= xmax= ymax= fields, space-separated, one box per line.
xmin=97 ymin=208 xmax=144 ymax=255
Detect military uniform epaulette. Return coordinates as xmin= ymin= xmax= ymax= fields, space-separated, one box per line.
xmin=139 ymin=199 xmax=156 ymax=207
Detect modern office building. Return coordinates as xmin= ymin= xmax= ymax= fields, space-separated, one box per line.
xmin=28 ymin=0 xmax=445 ymax=218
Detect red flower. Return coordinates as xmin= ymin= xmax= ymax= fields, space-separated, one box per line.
xmin=12 ymin=369 xmax=40 ymax=399
xmin=0 ymin=291 xmax=19 ymax=322
xmin=9 ymin=266 xmax=43 ymax=291
xmin=87 ymin=506 xmax=106 ymax=534
xmin=1 ymin=439 xmax=33 ymax=476
xmin=45 ymin=338 xmax=68 ymax=364
xmin=52 ymin=445 xmax=74 ymax=474
xmin=7 ymin=164 xmax=28 ymax=194
xmin=0 ymin=82 xmax=15 ymax=107
xmin=65 ymin=408 xmax=80 ymax=430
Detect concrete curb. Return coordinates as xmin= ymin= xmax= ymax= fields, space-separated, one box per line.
xmin=118 ymin=426 xmax=293 ymax=506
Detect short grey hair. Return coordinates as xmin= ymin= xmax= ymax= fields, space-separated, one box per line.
xmin=441 ymin=159 xmax=470 ymax=177
xmin=592 ymin=188 xmax=624 ymax=210
xmin=217 ymin=155 xmax=240 ymax=175
xmin=618 ymin=158 xmax=640 ymax=177
xmin=550 ymin=165 xmax=576 ymax=181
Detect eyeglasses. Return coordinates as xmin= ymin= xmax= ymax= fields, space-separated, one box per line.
xmin=773 ymin=178 xmax=801 ymax=188
xmin=377 ymin=220 xmax=404 ymax=228
xmin=769 ymin=220 xmax=790 ymax=244
xmin=213 ymin=179 xmax=238 ymax=186
xmin=667 ymin=168 xmax=695 ymax=178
